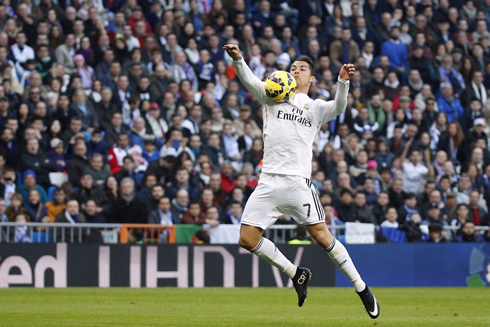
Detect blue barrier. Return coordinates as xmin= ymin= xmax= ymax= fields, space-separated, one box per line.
xmin=336 ymin=243 xmax=490 ymax=287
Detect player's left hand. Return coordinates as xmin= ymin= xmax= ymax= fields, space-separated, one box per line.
xmin=339 ymin=64 xmax=355 ymax=80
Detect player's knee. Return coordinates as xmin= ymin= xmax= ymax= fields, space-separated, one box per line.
xmin=238 ymin=236 xmax=255 ymax=251
xmin=309 ymin=231 xmax=330 ymax=249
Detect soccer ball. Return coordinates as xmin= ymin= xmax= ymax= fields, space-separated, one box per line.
xmin=265 ymin=71 xmax=297 ymax=103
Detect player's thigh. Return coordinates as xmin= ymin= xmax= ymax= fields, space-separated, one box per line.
xmin=279 ymin=177 xmax=325 ymax=225
xmin=241 ymin=173 xmax=280 ymax=231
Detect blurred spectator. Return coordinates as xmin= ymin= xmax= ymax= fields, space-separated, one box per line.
xmin=438 ymin=55 xmax=465 ymax=96
xmin=13 ymin=212 xmax=31 ymax=243
xmin=83 ymin=153 xmax=110 ymax=189
xmin=381 ymin=26 xmax=406 ymax=74
xmin=401 ymin=147 xmax=429 ymax=194
xmin=352 ymin=191 xmax=376 ymax=224
xmin=148 ymin=196 xmax=176 ymax=225
xmin=455 ymin=221 xmax=485 ymax=242
xmin=21 ymin=138 xmax=56 ymax=188
xmin=73 ymin=173 xmax=109 ymax=216
xmin=380 ymin=207 xmax=398 ymax=228
xmin=55 ymin=198 xmax=85 ymax=223
xmin=6 ymin=193 xmax=27 ymax=222
xmin=113 ymin=155 xmax=143 ymax=186
xmin=25 ymin=189 xmax=49 ymax=223
xmin=45 ymin=187 xmax=67 ymax=223
xmin=19 ymin=170 xmax=48 ymax=204
xmin=372 ymin=191 xmax=390 ymax=225
xmin=182 ymin=201 xmax=207 ymax=225
xmin=83 ymin=199 xmax=106 ymax=223
xmin=330 ymin=28 xmax=360 ymax=69
xmin=426 ymin=223 xmax=448 ymax=243
xmin=48 ymin=138 xmax=67 ymax=171
xmin=66 ymin=141 xmax=89 ymax=186
xmin=222 ymin=201 xmax=242 ymax=224
xmin=107 ymin=133 xmax=131 ymax=174
xmin=0 ymin=167 xmax=17 ymax=206
xmin=110 ymin=177 xmax=147 ymax=224
xmin=165 ymin=166 xmax=202 ymax=201
xmin=171 ymin=188 xmax=190 ymax=223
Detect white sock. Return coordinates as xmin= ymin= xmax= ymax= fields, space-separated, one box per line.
xmin=325 ymin=238 xmax=365 ymax=292
xmin=251 ymin=237 xmax=297 ymax=278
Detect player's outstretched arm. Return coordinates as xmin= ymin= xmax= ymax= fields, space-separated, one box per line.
xmin=318 ymin=64 xmax=355 ymax=124
xmin=224 ymin=44 xmax=267 ymax=104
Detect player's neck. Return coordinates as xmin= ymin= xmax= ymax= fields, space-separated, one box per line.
xmin=296 ymin=85 xmax=310 ymax=94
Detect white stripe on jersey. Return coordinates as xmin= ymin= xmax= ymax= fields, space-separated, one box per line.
xmin=234 ymin=58 xmax=350 ymax=179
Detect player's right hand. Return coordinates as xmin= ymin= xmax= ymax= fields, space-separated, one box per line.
xmin=223 ymin=44 xmax=242 ymax=61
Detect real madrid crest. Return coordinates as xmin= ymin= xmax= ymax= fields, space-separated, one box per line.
xmin=303 ymin=104 xmax=310 ymax=110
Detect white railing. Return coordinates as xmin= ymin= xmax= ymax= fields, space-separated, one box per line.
xmin=0 ymin=222 xmax=488 ymax=244
xmin=0 ymin=222 xmax=120 ymax=244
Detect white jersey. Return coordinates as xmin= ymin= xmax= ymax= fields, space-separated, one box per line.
xmin=234 ymin=57 xmax=350 ymax=179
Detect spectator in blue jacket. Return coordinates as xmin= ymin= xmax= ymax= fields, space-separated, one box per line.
xmin=381 ymin=26 xmax=407 ymax=74
xmin=18 ymin=170 xmax=48 ymax=205
xmin=437 ymin=84 xmax=464 ymax=123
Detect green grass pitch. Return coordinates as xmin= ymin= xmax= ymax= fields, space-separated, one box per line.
xmin=1 ymin=287 xmax=489 ymax=326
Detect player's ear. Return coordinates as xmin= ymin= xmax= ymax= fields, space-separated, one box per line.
xmin=309 ymin=75 xmax=316 ymax=84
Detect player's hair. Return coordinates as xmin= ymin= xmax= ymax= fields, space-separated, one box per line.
xmin=293 ymin=56 xmax=315 ymax=77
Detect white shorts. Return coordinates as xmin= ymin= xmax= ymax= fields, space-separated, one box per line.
xmin=241 ymin=173 xmax=325 ymax=230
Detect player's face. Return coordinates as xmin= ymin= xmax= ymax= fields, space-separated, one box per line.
xmin=290 ymin=61 xmax=315 ymax=88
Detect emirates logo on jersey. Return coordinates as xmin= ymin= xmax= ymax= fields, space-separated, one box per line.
xmin=277 ymin=109 xmax=313 ymax=127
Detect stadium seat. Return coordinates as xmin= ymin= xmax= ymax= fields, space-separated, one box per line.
xmin=82 ymin=131 xmax=92 ymax=142
xmin=47 ymin=186 xmax=57 ymax=202
xmin=31 ymin=232 xmax=53 ymax=243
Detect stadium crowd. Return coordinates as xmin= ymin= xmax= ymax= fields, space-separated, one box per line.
xmin=0 ymin=0 xmax=490 ymax=243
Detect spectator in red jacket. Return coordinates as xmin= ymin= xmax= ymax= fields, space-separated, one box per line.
xmin=107 ymin=133 xmax=130 ymax=174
